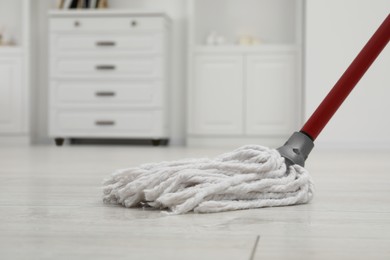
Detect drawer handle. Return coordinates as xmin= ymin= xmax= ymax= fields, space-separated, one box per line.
xmin=96 ymin=41 xmax=116 ymax=47
xmin=131 ymin=20 xmax=138 ymax=27
xmin=95 ymin=65 xmax=116 ymax=70
xmin=95 ymin=91 xmax=116 ymax=97
xmin=74 ymin=21 xmax=81 ymax=27
xmin=95 ymin=120 xmax=115 ymax=126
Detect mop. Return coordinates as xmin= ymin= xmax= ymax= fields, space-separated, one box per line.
xmin=103 ymin=14 xmax=390 ymax=214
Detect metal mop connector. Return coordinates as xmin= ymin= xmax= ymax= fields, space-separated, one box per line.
xmin=277 ymin=132 xmax=314 ymax=167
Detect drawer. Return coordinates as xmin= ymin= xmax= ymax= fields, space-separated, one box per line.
xmin=50 ymin=33 xmax=163 ymax=54
xmin=51 ymin=56 xmax=162 ymax=78
xmin=50 ymin=17 xmax=165 ymax=32
xmin=53 ymin=80 xmax=163 ymax=107
xmin=52 ymin=110 xmax=166 ymax=137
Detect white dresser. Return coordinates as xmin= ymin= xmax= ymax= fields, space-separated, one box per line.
xmin=48 ymin=10 xmax=170 ymax=146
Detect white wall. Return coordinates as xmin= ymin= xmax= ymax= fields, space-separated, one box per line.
xmin=31 ymin=0 xmax=187 ymax=145
xmin=305 ymin=0 xmax=390 ymax=149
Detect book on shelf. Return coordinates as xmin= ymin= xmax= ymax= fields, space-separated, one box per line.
xmin=97 ymin=0 xmax=109 ymax=9
xmin=57 ymin=0 xmax=65 ymax=9
xmin=69 ymin=0 xmax=78 ymax=9
xmin=84 ymin=0 xmax=90 ymax=8
xmin=62 ymin=0 xmax=72 ymax=9
xmin=90 ymin=0 xmax=97 ymax=9
xmin=77 ymin=0 xmax=84 ymax=9
xmin=58 ymin=0 xmax=108 ymax=9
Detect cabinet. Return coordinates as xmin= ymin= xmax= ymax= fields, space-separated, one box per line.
xmin=0 ymin=0 xmax=30 ymax=143
xmin=189 ymin=50 xmax=297 ymax=137
xmin=189 ymin=55 xmax=243 ymax=135
xmin=0 ymin=57 xmax=23 ymax=133
xmin=187 ymin=0 xmax=303 ymax=147
xmin=48 ymin=11 xmax=171 ymax=145
xmin=245 ymin=54 xmax=296 ymax=135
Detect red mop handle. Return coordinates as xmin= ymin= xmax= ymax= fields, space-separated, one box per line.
xmin=301 ymin=14 xmax=390 ymax=141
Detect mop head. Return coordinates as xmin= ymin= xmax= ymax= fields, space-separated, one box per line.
xmin=102 ymin=145 xmax=314 ymax=214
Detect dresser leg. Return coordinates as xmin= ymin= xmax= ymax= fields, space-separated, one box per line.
xmin=54 ymin=138 xmax=65 ymax=146
xmin=151 ymin=139 xmax=161 ymax=146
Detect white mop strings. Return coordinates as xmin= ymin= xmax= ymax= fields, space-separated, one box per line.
xmin=102 ymin=145 xmax=314 ymax=214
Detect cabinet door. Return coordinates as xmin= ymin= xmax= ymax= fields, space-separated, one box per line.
xmin=0 ymin=58 xmax=22 ymax=133
xmin=245 ymin=54 xmax=297 ymax=135
xmin=189 ymin=55 xmax=243 ymax=135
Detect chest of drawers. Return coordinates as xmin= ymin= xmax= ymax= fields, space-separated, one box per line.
xmin=48 ymin=11 xmax=170 ymax=146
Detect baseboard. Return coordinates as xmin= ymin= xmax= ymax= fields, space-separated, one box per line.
xmin=169 ymin=137 xmax=185 ymax=146
xmin=314 ymin=141 xmax=390 ymax=151
xmin=0 ymin=135 xmax=30 ymax=146
xmin=186 ymin=136 xmax=289 ymax=149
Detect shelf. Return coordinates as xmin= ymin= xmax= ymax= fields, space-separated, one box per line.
xmin=191 ymin=0 xmax=299 ymax=46
xmin=0 ymin=46 xmax=23 ymax=56
xmin=194 ymin=44 xmax=298 ymax=54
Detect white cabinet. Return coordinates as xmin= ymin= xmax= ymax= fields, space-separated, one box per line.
xmin=188 ymin=50 xmax=299 ymax=146
xmin=0 ymin=57 xmax=23 ymax=133
xmin=48 ymin=11 xmax=170 ymax=146
xmin=0 ymin=0 xmax=30 ymax=144
xmin=189 ymin=55 xmax=243 ymax=135
xmin=187 ymin=0 xmax=303 ymax=147
xmin=245 ymin=54 xmax=296 ymax=135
